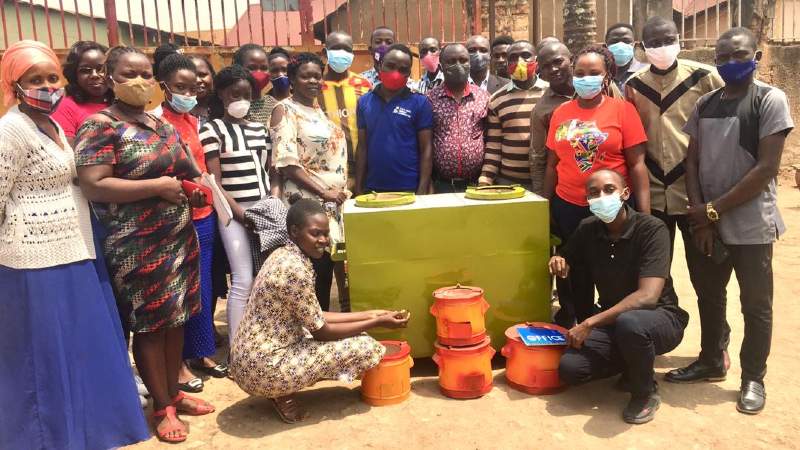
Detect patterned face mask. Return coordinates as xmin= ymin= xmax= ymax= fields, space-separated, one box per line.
xmin=16 ymin=84 xmax=64 ymax=114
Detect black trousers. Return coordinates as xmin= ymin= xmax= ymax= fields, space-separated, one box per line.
xmin=312 ymin=251 xmax=335 ymax=312
xmin=693 ymin=243 xmax=773 ymax=382
xmin=559 ymin=308 xmax=686 ymax=396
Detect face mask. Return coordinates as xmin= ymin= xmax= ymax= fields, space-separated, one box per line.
xmin=645 ymin=42 xmax=681 ymax=70
xmin=165 ymin=87 xmax=198 ymax=114
xmin=717 ymin=59 xmax=757 ymax=84
xmin=588 ymin=192 xmax=625 ymax=223
xmin=16 ymin=85 xmax=64 ymax=114
xmin=422 ymin=53 xmax=440 ymax=73
xmin=469 ymin=52 xmax=490 ymax=72
xmin=443 ymin=62 xmax=470 ymax=84
xmin=271 ymin=75 xmax=291 ymax=92
xmin=608 ymin=42 xmax=635 ymax=67
xmin=112 ymin=76 xmax=155 ymax=107
xmin=227 ymin=99 xmax=251 ymax=119
xmin=251 ymin=70 xmax=270 ymax=92
xmin=378 ymin=70 xmax=408 ymax=90
xmin=508 ymin=57 xmax=538 ymax=82
xmin=326 ymin=49 xmax=354 ymax=73
xmin=572 ymin=75 xmax=605 ymax=99
xmin=373 ymin=44 xmax=389 ymax=65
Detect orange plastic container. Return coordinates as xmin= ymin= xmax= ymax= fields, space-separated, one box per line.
xmin=361 ymin=341 xmax=414 ymax=406
xmin=501 ymin=322 xmax=568 ymax=395
xmin=433 ymin=337 xmax=496 ymax=399
xmin=430 ymin=285 xmax=490 ymax=347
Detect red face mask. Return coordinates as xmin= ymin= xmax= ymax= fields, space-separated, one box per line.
xmin=507 ymin=58 xmax=538 ymax=82
xmin=251 ymin=70 xmax=270 ymax=92
xmin=379 ymin=70 xmax=408 ymax=90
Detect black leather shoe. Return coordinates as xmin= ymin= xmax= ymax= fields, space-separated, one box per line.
xmin=623 ymin=391 xmax=661 ymax=424
xmin=665 ymin=360 xmax=726 ymax=383
xmin=737 ymin=380 xmax=766 ymax=415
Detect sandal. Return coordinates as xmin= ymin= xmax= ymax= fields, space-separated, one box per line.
xmin=177 ymin=377 xmax=203 ymax=393
xmin=152 ymin=405 xmax=187 ymax=443
xmin=270 ymin=396 xmax=309 ymax=424
xmin=190 ymin=360 xmax=229 ymax=378
xmin=172 ymin=391 xmax=215 ymax=416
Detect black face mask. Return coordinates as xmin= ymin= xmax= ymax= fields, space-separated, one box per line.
xmin=443 ymin=62 xmax=470 ymax=84
xmin=469 ymin=52 xmax=490 ymax=72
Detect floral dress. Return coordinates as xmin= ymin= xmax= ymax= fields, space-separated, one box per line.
xmin=74 ymin=111 xmax=201 ymax=332
xmin=230 ymin=242 xmax=384 ymax=398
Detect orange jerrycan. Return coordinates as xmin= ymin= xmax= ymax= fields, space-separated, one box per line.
xmin=501 ymin=322 xmax=568 ymax=395
xmin=430 ymin=285 xmax=490 ymax=347
xmin=433 ymin=337 xmax=495 ymax=399
xmin=361 ymin=341 xmax=414 ymax=406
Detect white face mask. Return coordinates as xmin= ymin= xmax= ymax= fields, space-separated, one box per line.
xmin=644 ymin=40 xmax=681 ymax=70
xmin=227 ymin=99 xmax=250 ymax=119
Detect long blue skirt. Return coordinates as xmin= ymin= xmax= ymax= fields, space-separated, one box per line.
xmin=183 ymin=212 xmax=217 ymax=359
xmin=0 ymin=260 xmax=150 ymax=450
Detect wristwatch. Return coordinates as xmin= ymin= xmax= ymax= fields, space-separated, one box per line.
xmin=706 ymin=202 xmax=720 ymax=222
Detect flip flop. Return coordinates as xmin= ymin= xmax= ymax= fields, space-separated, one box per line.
xmin=172 ymin=391 xmax=215 ymax=416
xmin=270 ymin=397 xmax=309 ymax=424
xmin=152 ymin=405 xmax=187 ymax=443
xmin=177 ymin=377 xmax=203 ymax=393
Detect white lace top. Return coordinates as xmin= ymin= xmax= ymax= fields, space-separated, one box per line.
xmin=0 ymin=106 xmax=94 ymax=269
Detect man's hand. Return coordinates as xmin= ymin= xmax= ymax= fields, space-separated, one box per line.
xmin=567 ymin=321 xmax=594 ymax=349
xmin=548 ymin=256 xmax=570 ymax=279
xmin=692 ymin=224 xmax=715 ymax=257
xmin=687 ymin=203 xmax=711 ymax=228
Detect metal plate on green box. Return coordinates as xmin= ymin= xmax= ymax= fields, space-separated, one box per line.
xmin=354 ymin=192 xmax=416 ymax=208
xmin=464 ymin=185 xmax=526 ymax=200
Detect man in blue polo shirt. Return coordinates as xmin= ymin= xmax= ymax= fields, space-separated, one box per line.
xmin=355 ymin=44 xmax=434 ymax=194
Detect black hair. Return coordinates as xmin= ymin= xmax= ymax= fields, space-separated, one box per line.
xmin=190 ymin=55 xmax=216 ymax=79
xmin=574 ymin=44 xmax=617 ymax=78
xmin=642 ymin=16 xmax=678 ymax=42
xmin=157 ymin=53 xmax=197 ymax=84
xmin=105 ymin=45 xmax=147 ymax=75
xmin=208 ymin=64 xmax=258 ymax=120
xmin=287 ymin=52 xmax=325 ymax=80
xmin=440 ymin=43 xmax=467 ymax=60
xmin=588 ymin=169 xmax=627 ymax=188
xmin=63 ymin=40 xmax=111 ymax=103
xmin=385 ymin=43 xmax=414 ymax=61
xmin=491 ymin=35 xmax=514 ymax=49
xmin=370 ymin=26 xmax=395 ymax=43
xmin=233 ymin=43 xmax=267 ymax=66
xmin=153 ymin=43 xmax=181 ymax=80
xmin=286 ymin=198 xmax=326 ymax=232
xmin=268 ymin=46 xmax=291 ymax=62
xmin=719 ymin=26 xmax=758 ymax=51
xmin=605 ymin=22 xmax=634 ymax=41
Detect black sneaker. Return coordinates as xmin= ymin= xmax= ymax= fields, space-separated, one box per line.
xmin=622 ymin=391 xmax=661 ymax=424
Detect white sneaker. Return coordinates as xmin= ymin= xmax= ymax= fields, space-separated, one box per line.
xmin=134 ymin=375 xmax=149 ymax=397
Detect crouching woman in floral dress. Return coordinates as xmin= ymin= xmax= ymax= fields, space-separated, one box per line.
xmin=230 ymin=199 xmax=410 ymax=423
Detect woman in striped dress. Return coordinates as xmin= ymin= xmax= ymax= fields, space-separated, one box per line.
xmin=199 ymin=64 xmax=280 ymax=345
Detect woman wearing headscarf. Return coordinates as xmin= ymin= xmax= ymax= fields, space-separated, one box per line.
xmin=0 ymin=40 xmax=149 ymax=450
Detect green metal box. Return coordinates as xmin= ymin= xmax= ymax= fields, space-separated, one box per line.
xmin=343 ymin=192 xmax=551 ymax=357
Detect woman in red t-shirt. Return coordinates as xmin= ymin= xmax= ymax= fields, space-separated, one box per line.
xmin=542 ymin=45 xmax=649 ymax=327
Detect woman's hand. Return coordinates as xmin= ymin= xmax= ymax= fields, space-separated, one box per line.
xmin=364 ymin=309 xmax=393 ymax=318
xmin=187 ymin=188 xmax=208 ymax=208
xmin=321 ymin=189 xmax=347 ymax=205
xmin=157 ymin=176 xmax=186 ymax=204
xmin=378 ymin=310 xmax=410 ymax=329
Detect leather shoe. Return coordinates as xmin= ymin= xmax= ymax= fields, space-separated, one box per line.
xmin=737 ymin=380 xmax=766 ymax=415
xmin=623 ymin=391 xmax=661 ymax=424
xmin=665 ymin=359 xmax=726 ymax=383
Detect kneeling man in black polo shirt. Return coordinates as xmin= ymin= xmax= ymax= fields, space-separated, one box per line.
xmin=550 ymin=169 xmax=689 ymax=424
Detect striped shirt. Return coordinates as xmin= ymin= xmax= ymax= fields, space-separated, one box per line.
xmin=479 ymin=77 xmax=549 ymax=185
xmin=199 ymin=119 xmax=271 ymax=203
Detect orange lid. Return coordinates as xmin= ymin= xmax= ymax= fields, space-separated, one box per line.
xmin=434 ymin=336 xmax=491 ymax=353
xmin=505 ymin=322 xmax=568 ymax=343
xmin=432 ymin=284 xmax=484 ymax=301
xmin=380 ymin=340 xmax=411 ymax=361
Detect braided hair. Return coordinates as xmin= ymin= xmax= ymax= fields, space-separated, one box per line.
xmin=287 ymin=52 xmax=325 ymax=80
xmin=105 ymin=45 xmax=147 ymax=75
xmin=63 ymin=41 xmax=111 ymax=103
xmin=208 ymin=64 xmax=258 ymax=120
xmin=153 ymin=43 xmax=181 ymax=80
xmin=573 ymin=44 xmax=617 ymax=78
xmin=233 ymin=43 xmax=267 ymax=66
xmin=268 ymin=46 xmax=291 ymax=62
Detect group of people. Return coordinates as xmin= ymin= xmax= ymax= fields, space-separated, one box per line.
xmin=0 ymin=13 xmax=790 ymax=449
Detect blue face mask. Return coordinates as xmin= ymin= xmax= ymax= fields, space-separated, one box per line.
xmin=588 ymin=192 xmax=625 ymax=223
xmin=608 ymin=42 xmax=634 ymax=67
xmin=573 ymin=75 xmax=605 ymax=99
xmin=717 ymin=59 xmax=757 ymax=84
xmin=271 ymin=75 xmax=291 ymax=92
xmin=166 ymin=89 xmax=197 ymax=114
xmin=326 ymin=49 xmax=355 ymax=74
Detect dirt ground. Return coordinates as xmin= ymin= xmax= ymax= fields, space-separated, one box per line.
xmin=129 ymin=174 xmax=800 ymax=450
